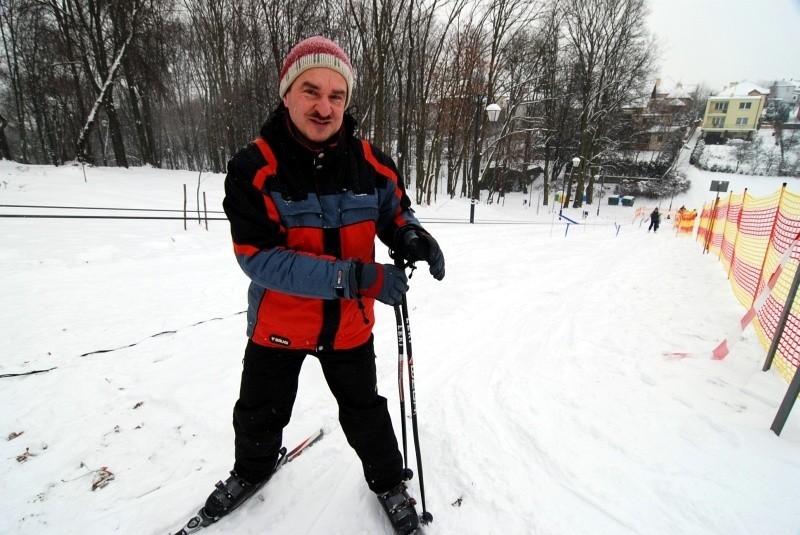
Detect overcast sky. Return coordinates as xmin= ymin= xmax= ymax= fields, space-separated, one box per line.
xmin=647 ymin=0 xmax=800 ymax=90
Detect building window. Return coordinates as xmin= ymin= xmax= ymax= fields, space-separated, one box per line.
xmin=714 ymin=102 xmax=729 ymax=112
xmin=712 ymin=117 xmax=725 ymax=127
xmin=736 ymin=117 xmax=748 ymax=125
xmin=739 ymin=102 xmax=752 ymax=109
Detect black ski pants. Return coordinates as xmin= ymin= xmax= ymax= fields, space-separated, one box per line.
xmin=232 ymin=336 xmax=404 ymax=494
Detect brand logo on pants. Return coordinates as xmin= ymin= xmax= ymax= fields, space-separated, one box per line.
xmin=269 ymin=334 xmax=291 ymax=346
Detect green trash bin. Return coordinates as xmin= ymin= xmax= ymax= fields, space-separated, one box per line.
xmin=608 ymin=195 xmax=619 ymax=205
xmin=621 ymin=196 xmax=635 ymax=207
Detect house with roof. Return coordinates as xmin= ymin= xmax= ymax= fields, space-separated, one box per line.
xmin=700 ymin=81 xmax=768 ymax=143
xmin=622 ymin=78 xmax=695 ymax=151
xmin=766 ymin=80 xmax=800 ymax=123
xmin=769 ymin=80 xmax=799 ymax=105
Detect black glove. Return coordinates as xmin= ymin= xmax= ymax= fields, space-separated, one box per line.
xmin=397 ymin=228 xmax=445 ymax=281
xmin=349 ymin=261 xmax=409 ymax=306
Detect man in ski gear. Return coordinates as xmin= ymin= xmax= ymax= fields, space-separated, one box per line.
xmin=204 ymin=36 xmax=443 ymax=534
xmin=648 ymin=207 xmax=661 ymax=233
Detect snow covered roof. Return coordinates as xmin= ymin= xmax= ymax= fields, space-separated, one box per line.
xmin=652 ymin=77 xmax=696 ymax=99
xmin=623 ymin=97 xmax=649 ymax=110
xmin=646 ymin=125 xmax=682 ymax=133
xmin=667 ymin=98 xmax=688 ymax=107
xmin=772 ymin=80 xmax=800 ymax=89
xmin=717 ymin=81 xmax=769 ymax=97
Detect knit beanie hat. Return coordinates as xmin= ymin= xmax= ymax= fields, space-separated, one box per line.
xmin=279 ymin=36 xmax=355 ymax=106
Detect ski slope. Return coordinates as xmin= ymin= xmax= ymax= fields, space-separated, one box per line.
xmin=1 ymin=159 xmax=799 ymax=534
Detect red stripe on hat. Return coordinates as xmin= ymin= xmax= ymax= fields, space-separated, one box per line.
xmin=280 ymin=36 xmax=353 ymax=79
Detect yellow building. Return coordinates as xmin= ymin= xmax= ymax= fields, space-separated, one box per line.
xmin=701 ymin=81 xmax=768 ymax=143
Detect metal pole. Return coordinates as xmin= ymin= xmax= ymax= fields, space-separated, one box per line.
xmin=766 ymin=243 xmax=800 ymax=436
xmin=469 ymin=96 xmax=483 ymax=224
xmin=669 ymin=184 xmax=676 ymax=211
xmin=763 ymin=259 xmax=800 ymax=372
xmin=768 ymin=260 xmax=800 ymax=436
xmin=563 ymin=167 xmax=576 ymax=210
xmin=771 ymin=361 xmax=800 ymax=436
xmin=596 ymin=174 xmax=604 ymax=217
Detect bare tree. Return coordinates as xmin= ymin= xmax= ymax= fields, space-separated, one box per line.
xmin=71 ymin=0 xmax=145 ymax=166
xmin=407 ymin=0 xmax=470 ymax=204
xmin=348 ymin=0 xmax=408 ymax=150
xmin=0 ymin=0 xmax=36 ymax=163
xmin=563 ymin=0 xmax=655 ymax=207
xmin=0 ymin=112 xmax=11 ymax=159
xmin=0 ymin=0 xmax=674 ymax=185
xmin=527 ymin=1 xmax=580 ymax=206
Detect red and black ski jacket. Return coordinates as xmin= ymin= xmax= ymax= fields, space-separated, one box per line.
xmin=222 ymin=105 xmax=422 ymax=352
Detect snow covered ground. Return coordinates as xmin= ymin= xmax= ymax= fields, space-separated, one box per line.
xmin=697 ymin=126 xmax=799 ymax=176
xmin=1 ymin=157 xmax=799 ymax=535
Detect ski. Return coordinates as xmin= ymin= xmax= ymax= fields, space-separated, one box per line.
xmin=170 ymin=428 xmax=324 ymax=535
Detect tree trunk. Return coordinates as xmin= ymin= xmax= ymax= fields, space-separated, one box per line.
xmin=0 ymin=113 xmax=12 ymax=159
xmin=104 ymin=91 xmax=128 ymax=167
xmin=124 ymin=76 xmax=154 ymax=166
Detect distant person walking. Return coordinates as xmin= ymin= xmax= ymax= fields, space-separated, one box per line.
xmin=648 ymin=207 xmax=661 ymax=233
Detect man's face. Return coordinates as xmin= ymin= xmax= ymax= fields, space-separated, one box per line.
xmin=282 ymin=67 xmax=347 ymax=144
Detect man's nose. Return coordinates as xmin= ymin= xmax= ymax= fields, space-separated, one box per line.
xmin=314 ymin=98 xmax=333 ymax=117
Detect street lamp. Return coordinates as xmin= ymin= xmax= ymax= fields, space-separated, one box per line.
xmin=561 ymin=156 xmax=581 ymax=212
xmin=486 ymin=103 xmax=501 ymax=122
xmin=469 ymin=100 xmax=501 ymax=224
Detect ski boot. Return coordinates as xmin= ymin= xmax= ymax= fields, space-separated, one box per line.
xmin=201 ymin=470 xmax=268 ymax=521
xmin=377 ymin=481 xmax=421 ymax=535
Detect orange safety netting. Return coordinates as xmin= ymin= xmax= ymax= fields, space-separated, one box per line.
xmin=674 ymin=209 xmax=698 ymax=234
xmin=696 ymin=185 xmax=800 ymax=382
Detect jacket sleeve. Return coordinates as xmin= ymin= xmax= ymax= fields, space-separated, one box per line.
xmin=360 ymin=140 xmax=424 ymax=249
xmin=222 ymin=145 xmax=355 ymax=300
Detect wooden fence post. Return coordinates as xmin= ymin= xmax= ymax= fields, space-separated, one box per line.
xmin=203 ymin=192 xmax=208 ymax=231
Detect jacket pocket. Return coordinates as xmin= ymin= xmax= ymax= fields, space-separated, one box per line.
xmin=252 ymin=289 xmax=323 ymax=349
xmin=276 ymin=194 xmax=323 ymax=229
xmin=339 ymin=190 xmax=378 ymax=226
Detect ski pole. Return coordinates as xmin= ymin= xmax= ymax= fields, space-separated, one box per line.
xmin=394 ymin=302 xmax=409 ymax=472
xmin=394 ymin=255 xmax=433 ymax=525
